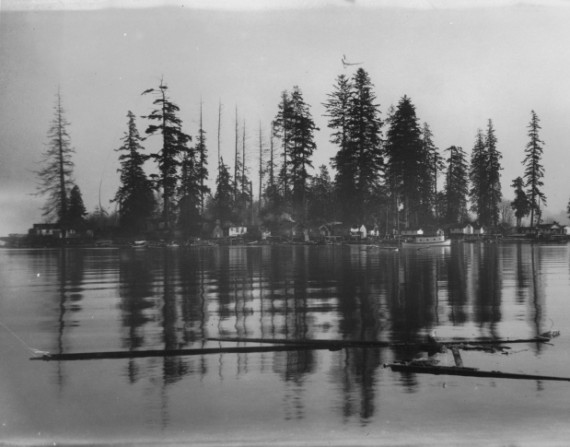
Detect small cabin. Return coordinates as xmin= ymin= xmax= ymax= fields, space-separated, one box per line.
xmin=519 ymin=222 xmax=565 ymax=237
xmin=369 ymin=225 xmax=380 ymax=238
xmin=473 ymin=225 xmax=485 ymax=235
xmin=537 ymin=222 xmax=564 ymax=236
xmin=350 ymin=226 xmax=360 ymax=239
xmin=349 ymin=224 xmax=368 ymax=240
xmin=30 ymin=223 xmax=63 ymax=237
xmin=228 ymin=226 xmax=247 ymax=237
xmin=450 ymin=224 xmax=473 ymax=235
xmin=400 ymin=228 xmax=424 ymax=236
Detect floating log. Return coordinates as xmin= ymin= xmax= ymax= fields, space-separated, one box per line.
xmin=208 ymin=337 xmax=390 ymax=348
xmin=207 ymin=336 xmax=553 ymax=350
xmin=385 ymin=363 xmax=570 ymax=382
xmin=32 ymin=335 xmax=556 ymax=362
xmin=30 ymin=344 xmax=331 ymax=362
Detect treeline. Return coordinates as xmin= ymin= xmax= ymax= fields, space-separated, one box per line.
xmin=36 ymin=69 xmax=549 ymax=238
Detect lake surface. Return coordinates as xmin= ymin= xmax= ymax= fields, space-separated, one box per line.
xmin=1 ymin=242 xmax=570 ymax=446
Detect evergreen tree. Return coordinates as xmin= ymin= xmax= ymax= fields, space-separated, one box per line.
xmin=324 ymin=68 xmax=383 ymax=223
xmin=177 ymin=102 xmax=210 ymax=237
xmin=469 ymin=129 xmax=487 ymax=223
xmin=522 ymin=110 xmax=546 ymax=228
xmin=272 ymin=87 xmax=318 ymax=220
xmin=257 ymin=124 xmax=265 ymax=210
xmin=213 ymin=158 xmax=235 ymax=224
xmin=350 ymin=69 xmax=384 ymax=222
xmin=234 ymin=120 xmax=252 ymax=224
xmin=286 ymin=86 xmax=317 ymax=221
xmin=178 ymin=145 xmax=201 ymax=236
xmin=485 ymin=119 xmax=503 ymax=227
xmin=324 ymin=74 xmax=356 ymax=221
xmin=261 ymin=133 xmax=283 ymax=221
xmin=266 ymin=133 xmax=276 ymax=194
xmin=272 ymin=91 xmax=294 ymax=202
xmin=87 ymin=205 xmax=114 ymax=234
xmin=385 ymin=95 xmax=430 ymax=228
xmin=443 ymin=146 xmax=469 ymax=224
xmin=421 ymin=122 xmax=444 ymax=220
xmin=195 ymin=102 xmax=210 ymax=214
xmin=35 ymin=90 xmax=75 ymax=231
xmin=142 ymin=80 xmax=191 ymax=229
xmin=113 ymin=111 xmax=155 ymax=234
xmin=435 ymin=191 xmax=447 ymax=224
xmin=469 ymin=121 xmax=503 ymax=228
xmin=307 ymin=165 xmax=334 ymax=223
xmin=67 ymin=184 xmax=87 ymax=230
xmin=510 ymin=176 xmax=530 ymax=228
xmin=324 ymin=74 xmax=352 ymax=156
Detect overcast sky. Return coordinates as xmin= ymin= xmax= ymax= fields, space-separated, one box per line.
xmin=2 ymin=0 xmax=570 ymax=236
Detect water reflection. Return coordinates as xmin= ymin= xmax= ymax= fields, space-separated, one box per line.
xmin=118 ymin=250 xmax=155 ymax=382
xmin=446 ymin=243 xmax=468 ymax=324
xmin=44 ymin=250 xmax=87 ymax=388
xmin=474 ymin=243 xmax=503 ymax=338
xmin=7 ymin=242 xmax=566 ymax=430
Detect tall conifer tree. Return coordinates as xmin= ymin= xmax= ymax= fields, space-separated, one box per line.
xmin=511 ymin=176 xmax=530 ymax=228
xmin=324 ymin=74 xmax=355 ymax=221
xmin=469 ymin=122 xmax=503 ymax=228
xmin=195 ymin=101 xmax=209 ymax=215
xmin=350 ymin=69 xmax=383 ymax=221
xmin=324 ymin=68 xmax=382 ymax=223
xmin=522 ymin=110 xmax=546 ymax=228
xmin=272 ymin=87 xmax=317 ymax=220
xmin=485 ymin=119 xmax=503 ymax=227
xmin=213 ymin=158 xmax=235 ymax=224
xmin=178 ymin=145 xmax=201 ymax=236
xmin=307 ymin=165 xmax=334 ymax=223
xmin=444 ymin=146 xmax=469 ymax=223
xmin=272 ymin=91 xmax=293 ymax=202
xmin=36 ymin=90 xmax=75 ymax=230
xmin=114 ymin=111 xmax=155 ymax=233
xmin=421 ymin=122 xmax=443 ymax=220
xmin=67 ymin=184 xmax=87 ymax=231
xmin=385 ymin=95 xmax=429 ymax=228
xmin=142 ymin=80 xmax=191 ymax=229
xmin=469 ymin=129 xmax=487 ymax=223
xmin=286 ymin=86 xmax=317 ymax=221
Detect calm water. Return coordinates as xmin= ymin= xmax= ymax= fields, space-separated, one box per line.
xmin=1 ymin=243 xmax=570 ymax=446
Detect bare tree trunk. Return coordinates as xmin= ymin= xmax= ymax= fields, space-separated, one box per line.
xmin=234 ymin=106 xmax=238 ymax=200
xmin=258 ymin=123 xmax=263 ymax=210
xmin=217 ymin=100 xmax=222 ymax=170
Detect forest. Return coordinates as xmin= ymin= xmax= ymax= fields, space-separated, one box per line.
xmin=35 ymin=68 xmax=549 ymax=241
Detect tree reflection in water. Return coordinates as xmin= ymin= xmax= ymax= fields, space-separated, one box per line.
xmin=39 ymin=242 xmax=561 ymax=427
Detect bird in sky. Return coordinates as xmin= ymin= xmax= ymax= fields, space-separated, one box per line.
xmin=341 ymin=54 xmax=363 ymax=68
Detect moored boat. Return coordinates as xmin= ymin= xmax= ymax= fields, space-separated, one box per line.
xmin=401 ymin=234 xmax=451 ymax=248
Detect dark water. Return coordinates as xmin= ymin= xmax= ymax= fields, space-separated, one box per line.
xmin=1 ymin=243 xmax=570 ymax=446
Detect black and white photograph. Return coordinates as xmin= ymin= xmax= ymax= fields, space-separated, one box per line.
xmin=2 ymin=1 xmax=570 ymax=445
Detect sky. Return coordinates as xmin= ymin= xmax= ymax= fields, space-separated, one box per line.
xmin=2 ymin=0 xmax=570 ymax=236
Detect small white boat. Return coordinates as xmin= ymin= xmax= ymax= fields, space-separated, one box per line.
xmin=401 ymin=235 xmax=451 ymax=248
xmin=131 ymin=240 xmax=148 ymax=248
